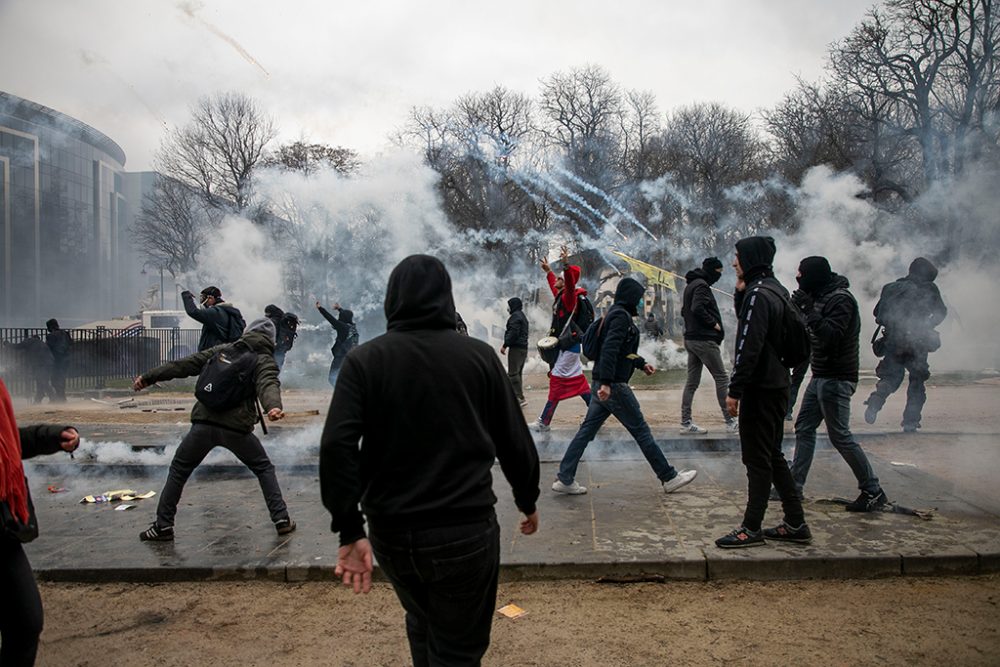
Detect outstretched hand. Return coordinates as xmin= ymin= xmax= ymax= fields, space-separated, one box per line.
xmin=60 ymin=427 xmax=80 ymax=452
xmin=132 ymin=375 xmax=149 ymax=392
xmin=335 ymin=538 xmax=373 ymax=594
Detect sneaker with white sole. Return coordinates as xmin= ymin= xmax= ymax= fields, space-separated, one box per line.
xmin=275 ymin=518 xmax=297 ymax=535
xmin=529 ymin=421 xmax=550 ymax=432
xmin=552 ymin=479 xmax=587 ymax=495
xmin=715 ymin=525 xmax=765 ymax=548
xmin=725 ymin=420 xmax=739 ymax=434
xmin=662 ymin=469 xmax=697 ymax=493
xmin=139 ymin=524 xmax=174 ymax=542
xmin=518 ymin=398 xmax=528 ymax=408
xmin=679 ymin=422 xmax=707 ymax=434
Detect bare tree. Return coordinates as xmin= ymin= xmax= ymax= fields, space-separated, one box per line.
xmin=132 ymin=176 xmax=216 ymax=278
xmin=619 ymin=89 xmax=661 ymax=180
xmin=263 ymin=140 xmax=360 ymax=175
xmin=156 ymin=92 xmax=277 ymax=211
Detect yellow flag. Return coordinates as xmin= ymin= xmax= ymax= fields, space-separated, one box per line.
xmin=610 ymin=251 xmax=678 ymax=292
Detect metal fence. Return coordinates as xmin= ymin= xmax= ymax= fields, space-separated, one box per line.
xmin=0 ymin=327 xmax=202 ymax=397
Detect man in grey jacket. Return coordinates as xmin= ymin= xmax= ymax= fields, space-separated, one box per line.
xmin=133 ymin=318 xmax=294 ymax=541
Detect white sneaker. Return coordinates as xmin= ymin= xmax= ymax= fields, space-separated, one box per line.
xmin=552 ymin=479 xmax=588 ymax=495
xmin=679 ymin=422 xmax=707 ymax=434
xmin=529 ymin=421 xmax=550 ymax=432
xmin=725 ymin=420 xmax=739 ymax=434
xmin=662 ymin=469 xmax=697 ymax=493
xmin=519 ymin=398 xmax=528 ymax=408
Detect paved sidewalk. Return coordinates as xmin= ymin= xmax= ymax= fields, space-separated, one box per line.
xmin=23 ymin=430 xmax=1000 ymax=583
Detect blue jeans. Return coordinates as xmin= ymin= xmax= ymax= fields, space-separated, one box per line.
xmin=557 ymin=381 xmax=677 ymax=485
xmin=369 ymin=516 xmax=500 ymax=667
xmin=791 ymin=378 xmax=880 ymax=494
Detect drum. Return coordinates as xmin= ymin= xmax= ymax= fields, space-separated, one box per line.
xmin=536 ymin=336 xmax=559 ymax=351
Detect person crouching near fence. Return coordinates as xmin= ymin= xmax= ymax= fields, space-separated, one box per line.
xmin=132 ymin=318 xmax=295 ymax=542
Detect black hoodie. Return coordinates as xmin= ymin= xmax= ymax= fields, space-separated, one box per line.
xmin=319 ymin=255 xmax=540 ymax=545
xmin=804 ymin=274 xmax=860 ymax=382
xmin=318 ymin=305 xmax=357 ymax=356
xmin=593 ymin=278 xmax=648 ymax=384
xmin=682 ymin=268 xmax=724 ymax=342
xmin=503 ymin=297 xmax=529 ymax=349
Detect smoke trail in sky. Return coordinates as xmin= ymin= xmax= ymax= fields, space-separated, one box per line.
xmin=176 ymin=1 xmax=270 ymax=77
xmin=555 ymin=167 xmax=658 ymax=241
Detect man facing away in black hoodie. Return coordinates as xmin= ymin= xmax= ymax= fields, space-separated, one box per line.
xmin=680 ymin=256 xmax=737 ymax=435
xmin=316 ymin=301 xmax=358 ymax=387
xmin=319 ymin=255 xmax=540 ymax=667
xmin=716 ymin=236 xmax=811 ymax=548
xmin=553 ymin=277 xmax=697 ymax=496
xmin=500 ymin=296 xmax=529 ymax=407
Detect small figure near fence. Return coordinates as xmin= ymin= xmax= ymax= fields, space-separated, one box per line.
xmin=45 ymin=319 xmax=72 ymax=403
xmin=3 ymin=335 xmax=55 ymax=404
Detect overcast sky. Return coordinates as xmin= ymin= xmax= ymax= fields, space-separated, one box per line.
xmin=2 ymin=0 xmax=876 ymax=171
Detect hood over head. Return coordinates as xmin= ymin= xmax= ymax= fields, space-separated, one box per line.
xmin=245 ymin=317 xmax=276 ymax=343
xmin=908 ymin=257 xmax=938 ymax=282
xmin=264 ymin=304 xmax=283 ymax=319
xmin=45 ymin=319 xmax=59 ymax=331
xmin=507 ymin=297 xmax=523 ymax=313
xmin=614 ymin=277 xmax=645 ymax=316
xmin=797 ymin=256 xmax=833 ymax=295
xmin=562 ymin=265 xmax=581 ymax=288
xmin=338 ymin=308 xmax=354 ymax=324
xmin=385 ymin=255 xmax=458 ymax=332
xmin=735 ymin=236 xmax=776 ymax=275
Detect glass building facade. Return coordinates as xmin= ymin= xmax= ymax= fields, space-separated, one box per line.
xmin=0 ymin=91 xmax=151 ymax=326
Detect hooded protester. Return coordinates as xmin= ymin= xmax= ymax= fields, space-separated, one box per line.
xmin=531 ymin=250 xmax=592 ymax=431
xmin=317 ymin=302 xmax=359 ymax=387
xmin=500 ymin=297 xmax=529 ymax=406
xmin=319 ymin=254 xmax=540 ymax=666
xmin=264 ymin=304 xmax=299 ymax=370
xmin=864 ymin=257 xmax=947 ymax=432
xmin=680 ymin=256 xmax=737 ymax=434
xmin=553 ymin=277 xmax=698 ymax=496
xmin=643 ymin=313 xmax=663 ymax=339
xmin=133 ymin=317 xmax=295 ymax=541
xmin=181 ymin=286 xmax=246 ymax=352
xmin=716 ymin=236 xmax=811 ymax=548
xmin=788 ymin=257 xmax=889 ymax=512
xmin=0 ymin=379 xmax=79 ymax=665
xmin=6 ymin=335 xmax=55 ymax=404
xmin=45 ymin=319 xmax=71 ymax=403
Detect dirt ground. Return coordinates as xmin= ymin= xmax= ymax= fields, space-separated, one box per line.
xmin=36 ymin=576 xmax=1000 ymax=666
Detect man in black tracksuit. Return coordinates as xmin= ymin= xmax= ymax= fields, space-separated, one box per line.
xmin=501 ymin=297 xmax=529 ymax=406
xmin=865 ymin=257 xmax=947 ymax=432
xmin=680 ymin=256 xmax=737 ymax=434
xmin=45 ymin=319 xmax=72 ymax=403
xmin=319 ymin=255 xmax=539 ymax=666
xmin=716 ymin=236 xmax=810 ymax=548
xmin=182 ymin=285 xmax=246 ymax=351
xmin=554 ymin=277 xmax=697 ymax=496
xmin=789 ymin=257 xmax=888 ymax=511
xmin=317 ymin=302 xmax=358 ymax=387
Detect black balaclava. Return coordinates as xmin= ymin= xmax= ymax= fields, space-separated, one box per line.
xmin=508 ymin=297 xmax=523 ymax=314
xmin=614 ymin=277 xmax=645 ymax=316
xmin=797 ymin=256 xmax=833 ymax=296
xmin=908 ymin=257 xmax=938 ymax=282
xmin=45 ymin=319 xmax=59 ymax=331
xmin=702 ymin=257 xmax=724 ymax=286
xmin=384 ymin=255 xmax=458 ymax=332
xmin=734 ymin=236 xmax=776 ymax=282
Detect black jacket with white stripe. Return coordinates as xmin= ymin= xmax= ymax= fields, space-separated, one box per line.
xmin=728 ymin=273 xmax=791 ymax=399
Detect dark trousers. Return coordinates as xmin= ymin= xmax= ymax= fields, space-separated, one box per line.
xmin=328 ymin=356 xmax=346 ymax=388
xmin=370 ymin=516 xmax=500 ymax=667
xmin=31 ymin=371 xmax=55 ymax=405
xmin=506 ymin=347 xmax=527 ymax=401
xmin=50 ymin=358 xmax=68 ymax=402
xmin=0 ymin=539 xmax=43 ymax=666
xmin=868 ymin=348 xmax=930 ymax=427
xmin=739 ymin=387 xmax=804 ymax=531
xmin=154 ymin=424 xmax=289 ymax=529
xmin=273 ymin=349 xmax=287 ymax=370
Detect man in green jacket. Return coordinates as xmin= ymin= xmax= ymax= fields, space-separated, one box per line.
xmin=133 ymin=318 xmax=295 ymax=541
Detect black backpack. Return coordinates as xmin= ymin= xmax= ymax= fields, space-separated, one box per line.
xmin=581 ymin=313 xmax=609 ymax=361
xmin=217 ymin=308 xmax=246 ymax=344
xmin=276 ymin=314 xmax=298 ymax=351
xmin=194 ymin=342 xmax=258 ymax=410
xmin=574 ymin=294 xmax=596 ymax=330
xmin=754 ymin=284 xmax=811 ymax=369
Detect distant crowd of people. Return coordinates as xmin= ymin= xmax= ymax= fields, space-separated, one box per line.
xmin=1 ymin=240 xmax=948 ymax=665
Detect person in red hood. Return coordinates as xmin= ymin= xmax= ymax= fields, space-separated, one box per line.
xmin=531 ymin=248 xmax=593 ymax=432
xmin=0 ymin=379 xmax=79 ymax=665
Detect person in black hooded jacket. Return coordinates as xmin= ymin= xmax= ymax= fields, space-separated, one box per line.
xmin=181 ymin=286 xmax=245 ymax=352
xmin=500 ymin=297 xmax=529 ymax=406
xmin=864 ymin=257 xmax=947 ymax=432
xmin=553 ymin=277 xmax=697 ymax=496
xmin=788 ymin=256 xmax=888 ymax=512
xmin=716 ymin=236 xmax=810 ymax=549
xmin=680 ymin=257 xmax=737 ymax=434
xmin=319 ymin=255 xmax=539 ymax=666
xmin=45 ymin=319 xmax=71 ymax=403
xmin=317 ymin=302 xmax=359 ymax=387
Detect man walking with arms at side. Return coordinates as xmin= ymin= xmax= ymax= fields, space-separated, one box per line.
xmin=553 ymin=277 xmax=697 ymax=496
xmin=500 ymin=297 xmax=529 ymax=408
xmin=716 ymin=236 xmax=811 ymax=548
xmin=679 ymin=257 xmax=737 ymax=435
xmin=320 ymin=255 xmax=540 ymax=666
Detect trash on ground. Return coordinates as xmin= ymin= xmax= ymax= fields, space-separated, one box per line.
xmin=114 ymin=504 xmax=136 ymax=511
xmin=80 ymin=489 xmax=156 ymax=504
xmin=47 ymin=485 xmax=67 ymax=493
xmin=595 ymin=573 xmax=666 ymax=584
xmin=497 ymin=604 xmax=527 ymax=619
xmin=890 ymin=461 xmax=918 ymax=467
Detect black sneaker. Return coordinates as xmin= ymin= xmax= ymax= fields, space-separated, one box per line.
xmin=902 ymin=422 xmax=920 ymax=433
xmin=763 ymin=521 xmax=812 ymax=544
xmin=139 ymin=524 xmax=174 ymax=541
xmin=845 ymin=489 xmax=888 ymax=512
xmin=275 ymin=518 xmax=297 ymax=535
xmin=715 ymin=526 xmax=765 ymax=549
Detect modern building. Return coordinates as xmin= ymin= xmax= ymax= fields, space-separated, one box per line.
xmin=0 ymin=91 xmax=154 ymax=327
